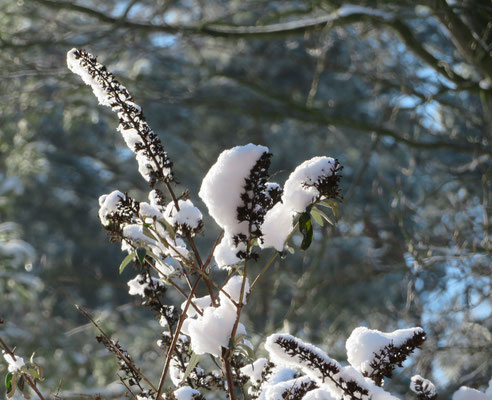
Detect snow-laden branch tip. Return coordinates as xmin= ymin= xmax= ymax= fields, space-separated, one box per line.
xmin=199 ymin=143 xmax=280 ymax=267
xmin=260 ymin=157 xmax=342 ymax=251
xmin=346 ymin=327 xmax=425 ymax=385
xmin=67 ymin=48 xmax=173 ymax=186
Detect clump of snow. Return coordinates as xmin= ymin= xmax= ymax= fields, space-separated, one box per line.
xmin=221 ymin=275 xmax=250 ymax=305
xmin=486 ymin=378 xmax=492 ymax=397
xmin=265 ymin=333 xmax=398 ymax=400
xmin=3 ymin=352 xmax=25 ymax=373
xmin=170 ymin=358 xmax=185 ymax=387
xmin=68 ymin=48 xmax=173 ymax=184
xmin=199 ymin=143 xmax=269 ymax=267
xmin=346 ymin=326 xmax=424 ymax=374
xmin=67 ymin=48 xmax=111 ymax=106
xmin=127 ymin=274 xmax=163 ymax=297
xmin=174 ymin=386 xmax=201 ymax=400
xmin=148 ymin=190 xmax=165 ymax=212
xmin=265 ymin=333 xmax=340 ymax=381
xmin=213 ymin=235 xmax=247 ymax=268
xmin=260 ymin=157 xmax=337 ymax=251
xmin=333 ymin=365 xmax=398 ymax=400
xmin=410 ymin=375 xmax=436 ymax=398
xmin=123 ymin=224 xmax=153 ymax=245
xmin=241 ymin=358 xmax=268 ymax=383
xmin=164 ymin=199 xmax=203 ymax=235
xmin=257 ymin=366 xmax=299 ymax=400
xmin=181 ymin=295 xmax=212 ymax=318
xmin=262 ymin=376 xmax=315 ymax=400
xmin=260 ymin=202 xmax=294 ymax=251
xmin=453 ymin=387 xmax=488 ymax=400
xmin=303 ymin=388 xmax=337 ymax=400
xmin=98 ymin=190 xmax=125 ymax=225
xmin=183 ymin=277 xmax=249 ymax=357
xmin=139 ymin=202 xmax=164 ymax=222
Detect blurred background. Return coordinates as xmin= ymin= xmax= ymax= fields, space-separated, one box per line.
xmin=1 ymin=0 xmax=491 ymax=398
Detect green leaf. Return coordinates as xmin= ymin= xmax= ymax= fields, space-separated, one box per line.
xmin=5 ymin=372 xmax=13 ymax=393
xmin=310 ymin=208 xmax=324 ymax=226
xmin=6 ymin=372 xmax=17 ymax=398
xmin=319 ymin=199 xmax=339 ymax=221
xmin=299 ymin=212 xmax=313 ymax=250
xmin=119 ymin=252 xmax=136 ymax=274
xmin=159 ymin=219 xmax=176 ymax=239
xmin=136 ymin=248 xmax=146 ymax=265
xmin=181 ymin=352 xmax=200 ymax=385
xmin=316 ymin=208 xmax=334 ymax=225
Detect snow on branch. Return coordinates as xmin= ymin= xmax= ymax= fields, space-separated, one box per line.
xmin=410 ymin=375 xmax=437 ymax=400
xmin=265 ymin=333 xmax=342 ymax=383
xmin=199 ymin=144 xmax=280 ymax=267
xmin=260 ymin=157 xmax=342 ymax=251
xmin=67 ymin=48 xmax=173 ymax=186
xmin=262 ymin=376 xmax=318 ymax=400
xmin=346 ymin=327 xmax=426 ymax=386
xmin=452 ymin=379 xmax=492 ymax=400
xmin=265 ymin=333 xmax=401 ymax=400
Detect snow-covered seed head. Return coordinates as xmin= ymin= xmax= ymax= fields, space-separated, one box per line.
xmin=164 ymin=199 xmax=203 ymax=237
xmin=199 ymin=143 xmax=277 ymax=267
xmin=98 ymin=190 xmax=140 ymax=242
xmin=346 ymin=326 xmax=426 ymax=386
xmin=67 ymin=48 xmax=173 ymax=186
xmin=260 ymin=156 xmax=343 ymax=251
xmin=410 ymin=375 xmax=437 ymax=400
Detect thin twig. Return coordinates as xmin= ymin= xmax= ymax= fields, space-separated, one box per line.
xmin=74 ymin=305 xmax=159 ymax=394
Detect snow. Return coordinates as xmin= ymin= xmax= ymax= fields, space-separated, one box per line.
xmin=260 ymin=202 xmax=294 ymax=251
xmin=67 ymin=48 xmax=112 ymax=106
xmin=221 ymin=275 xmax=250 ymax=305
xmin=98 ymin=190 xmax=125 ymax=225
xmin=127 ymin=274 xmax=163 ymax=297
xmin=3 ymin=352 xmax=25 ymax=373
xmin=453 ymin=387 xmax=488 ymax=400
xmin=213 ymin=235 xmax=247 ymax=268
xmin=139 ymin=202 xmax=164 ymax=222
xmin=241 ymin=358 xmax=268 ymax=383
xmin=486 ymin=379 xmax=492 ymax=397
xmin=346 ymin=327 xmax=424 ymax=374
xmin=164 ymin=199 xmax=203 ymax=234
xmin=303 ymin=388 xmax=337 ymax=400
xmin=181 ymin=295 xmax=212 ymax=317
xmin=170 ymin=358 xmax=184 ymax=387
xmin=265 ymin=333 xmax=340 ymax=381
xmin=410 ymin=375 xmax=436 ymax=398
xmin=199 ymin=143 xmax=269 ymax=267
xmin=148 ymin=190 xmax=165 ymax=212
xmin=68 ymin=48 xmax=173 ymax=184
xmin=184 ymin=301 xmax=236 ymax=357
xmin=174 ymin=386 xmax=201 ymax=400
xmin=183 ymin=277 xmax=249 ymax=357
xmin=257 ymin=367 xmax=299 ymax=400
xmin=262 ymin=376 xmax=315 ymax=400
xmin=123 ymin=224 xmax=154 ymax=245
xmin=265 ymin=333 xmax=398 ymax=400
xmin=260 ymin=157 xmax=337 ymax=251
xmin=117 ymin=127 xmax=143 ymax=151
xmin=332 ymin=365 xmax=399 ymax=400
